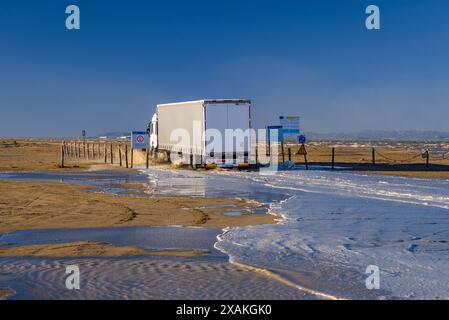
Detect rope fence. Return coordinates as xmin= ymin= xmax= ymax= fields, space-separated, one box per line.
xmin=272 ymin=145 xmax=444 ymax=170
xmin=373 ymin=150 xmax=423 ymax=164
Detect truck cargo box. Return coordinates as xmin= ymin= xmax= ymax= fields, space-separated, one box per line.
xmin=151 ymin=99 xmax=253 ymax=167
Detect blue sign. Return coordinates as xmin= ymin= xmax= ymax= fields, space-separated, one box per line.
xmin=279 ymin=116 xmax=300 ymax=140
xmin=131 ymin=131 xmax=148 ymax=149
xmin=298 ymin=135 xmax=306 ymax=144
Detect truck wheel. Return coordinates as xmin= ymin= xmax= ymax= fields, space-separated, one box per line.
xmin=152 ymin=148 xmax=158 ymax=160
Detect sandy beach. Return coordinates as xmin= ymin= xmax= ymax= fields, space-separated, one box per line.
xmin=0 ymin=180 xmax=274 ymax=235
xmin=0 ymin=138 xmax=281 ymax=299
xmin=0 ymin=241 xmax=206 ymax=258
xmin=284 ymin=142 xmax=449 ymax=178
xmin=2 ymin=138 xmax=449 ymax=178
xmin=0 ymin=287 xmax=15 ymax=300
xmin=0 ymin=138 xmax=276 ymax=237
xmin=1 ymin=138 xmax=449 ymax=300
xmin=0 ymin=139 xmax=97 ymax=172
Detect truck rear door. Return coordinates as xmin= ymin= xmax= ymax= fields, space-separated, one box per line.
xmin=205 ymin=103 xmax=250 ymax=166
xmin=227 ymin=104 xmax=250 ymax=165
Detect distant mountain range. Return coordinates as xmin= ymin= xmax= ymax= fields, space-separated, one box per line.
xmin=304 ymin=130 xmax=449 ymax=141
xmin=91 ymin=132 xmax=131 ymax=139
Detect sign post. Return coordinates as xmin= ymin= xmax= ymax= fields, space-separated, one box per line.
xmin=131 ymin=131 xmax=149 ymax=150
xmin=297 ymin=144 xmax=308 ymax=170
xmin=130 ymin=131 xmax=149 ymax=168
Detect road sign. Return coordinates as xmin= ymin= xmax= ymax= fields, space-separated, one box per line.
xmin=131 ymin=131 xmax=148 ymax=149
xmin=280 ymin=116 xmax=300 ymax=141
xmin=297 ymin=135 xmax=306 ymax=144
xmin=297 ymin=144 xmax=307 ymax=155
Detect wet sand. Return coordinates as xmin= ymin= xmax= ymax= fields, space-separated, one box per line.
xmin=0 ymin=241 xmax=205 ymax=258
xmin=0 ymin=226 xmax=318 ymax=299
xmin=0 ymin=257 xmax=316 ymax=300
xmin=0 ymin=287 xmax=15 ymax=300
xmin=367 ymin=170 xmax=449 ymax=179
xmin=0 ymin=180 xmax=275 ymax=235
xmin=2 ymin=138 xmax=447 ymax=299
xmin=0 ymin=138 xmax=298 ymax=300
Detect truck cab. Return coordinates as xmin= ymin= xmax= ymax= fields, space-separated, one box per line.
xmin=147 ymin=113 xmax=158 ymax=150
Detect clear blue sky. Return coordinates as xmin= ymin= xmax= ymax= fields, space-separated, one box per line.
xmin=1 ymin=0 xmax=448 ymax=137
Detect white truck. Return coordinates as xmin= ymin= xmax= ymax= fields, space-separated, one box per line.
xmin=147 ymin=99 xmax=255 ymax=168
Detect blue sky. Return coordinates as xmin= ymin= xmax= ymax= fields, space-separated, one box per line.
xmin=0 ymin=0 xmax=448 ymax=137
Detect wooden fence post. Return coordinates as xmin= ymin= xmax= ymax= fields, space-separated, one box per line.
xmin=146 ymin=147 xmax=150 ymax=169
xmin=331 ymin=147 xmax=335 ymax=170
xmin=110 ymin=144 xmax=113 ymax=164
xmin=281 ymin=141 xmax=285 ymax=163
xmin=288 ymin=148 xmax=292 ymax=161
xmin=372 ymin=147 xmax=376 ymax=167
xmin=125 ymin=144 xmax=129 ymax=168
xmin=78 ymin=143 xmax=81 ymax=158
xmin=255 ymin=145 xmax=259 ymax=165
xmin=130 ymin=145 xmax=133 ymax=168
xmin=60 ymin=141 xmax=65 ymax=168
xmin=104 ymin=143 xmax=107 ymax=163
xmin=98 ymin=144 xmax=101 ymax=160
xmin=119 ymin=145 xmax=123 ymax=167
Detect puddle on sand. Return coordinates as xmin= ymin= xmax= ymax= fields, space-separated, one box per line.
xmin=222 ymin=212 xmax=243 ymax=217
xmin=0 ymin=171 xmax=148 ymax=196
xmin=0 ymin=169 xmax=287 ymax=215
xmin=0 ymin=226 xmax=225 ymax=260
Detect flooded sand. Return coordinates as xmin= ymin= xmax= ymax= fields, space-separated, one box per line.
xmin=7 ymin=165 xmax=445 ymax=299
xmin=0 ymin=169 xmax=303 ymax=299
xmin=0 ymin=226 xmax=315 ymax=300
xmin=0 ymin=257 xmax=316 ymax=300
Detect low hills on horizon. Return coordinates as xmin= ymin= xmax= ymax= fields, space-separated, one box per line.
xmin=89 ymin=130 xmax=449 ymax=142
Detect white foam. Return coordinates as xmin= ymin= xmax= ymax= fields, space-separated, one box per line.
xmin=140 ymin=166 xmax=449 ymax=299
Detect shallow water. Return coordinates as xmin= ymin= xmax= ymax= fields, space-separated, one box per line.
xmin=0 ymin=170 xmax=148 ymax=196
xmin=3 ymin=167 xmax=449 ymax=299
xmin=0 ymin=226 xmax=314 ymax=300
xmin=211 ymin=169 xmax=449 ymax=299
xmin=0 ymin=226 xmax=224 ymax=258
xmin=0 ymin=169 xmax=306 ymax=299
xmin=135 ymin=166 xmax=449 ymax=299
xmin=0 ymin=257 xmax=315 ymax=300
